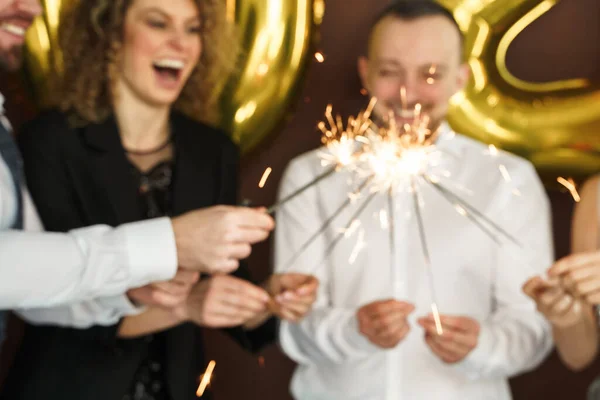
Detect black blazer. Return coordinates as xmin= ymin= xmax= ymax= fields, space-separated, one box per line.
xmin=0 ymin=110 xmax=275 ymax=400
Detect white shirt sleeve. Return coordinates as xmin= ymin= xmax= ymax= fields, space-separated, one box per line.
xmin=0 ymin=213 xmax=178 ymax=309
xmin=452 ymin=160 xmax=554 ymax=380
xmin=13 ymin=188 xmax=147 ymax=327
xmin=275 ymin=158 xmax=380 ymax=365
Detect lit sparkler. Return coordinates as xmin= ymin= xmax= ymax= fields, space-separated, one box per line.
xmin=557 ymin=177 xmax=581 ymax=202
xmin=196 ymin=360 xmax=216 ymax=397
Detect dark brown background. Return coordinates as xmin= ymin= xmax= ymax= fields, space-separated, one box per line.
xmin=1 ymin=0 xmax=600 ymax=398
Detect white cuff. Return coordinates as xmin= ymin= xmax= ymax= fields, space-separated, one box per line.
xmin=344 ymin=313 xmax=381 ymax=354
xmin=121 ymin=218 xmax=177 ymax=288
xmin=96 ymin=294 xmax=146 ymax=317
xmin=452 ymin=323 xmax=494 ymax=380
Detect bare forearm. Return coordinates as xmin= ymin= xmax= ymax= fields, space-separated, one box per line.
xmin=554 ymin=305 xmax=598 ymax=371
xmin=118 ymin=307 xmax=186 ymax=338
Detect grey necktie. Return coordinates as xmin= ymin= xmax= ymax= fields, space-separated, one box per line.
xmin=0 ymin=116 xmax=23 ymax=348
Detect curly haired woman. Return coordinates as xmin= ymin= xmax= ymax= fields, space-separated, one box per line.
xmin=0 ymin=1 xmax=318 ymax=399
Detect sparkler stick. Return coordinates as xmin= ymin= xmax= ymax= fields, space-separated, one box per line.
xmin=267 ymin=166 xmax=337 ymax=214
xmin=282 ymin=175 xmax=374 ymax=271
xmin=424 ymin=175 xmax=520 ymax=247
xmin=388 ymin=185 xmax=400 ymax=296
xmin=411 ymin=178 xmax=444 ymax=336
xmin=306 ymin=190 xmax=379 ymax=275
xmin=423 ymin=177 xmax=502 ymax=246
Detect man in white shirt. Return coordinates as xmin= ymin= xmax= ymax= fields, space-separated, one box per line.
xmin=274 ymin=1 xmax=554 ymax=399
xmin=0 ymin=0 xmax=273 ymax=319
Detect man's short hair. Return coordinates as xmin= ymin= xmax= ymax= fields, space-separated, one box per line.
xmin=367 ymin=1 xmax=463 ymax=53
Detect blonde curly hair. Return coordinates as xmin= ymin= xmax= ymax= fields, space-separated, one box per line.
xmin=53 ymin=0 xmax=238 ymax=125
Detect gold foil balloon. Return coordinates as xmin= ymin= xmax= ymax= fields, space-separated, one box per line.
xmin=22 ymin=0 xmax=320 ymax=154
xmin=438 ymin=0 xmax=600 ymax=182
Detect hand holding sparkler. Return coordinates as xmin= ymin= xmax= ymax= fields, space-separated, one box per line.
xmin=418 ymin=314 xmax=481 ymax=364
xmin=128 ymin=269 xmax=200 ymax=309
xmin=547 ymin=251 xmax=600 ymax=305
xmin=180 ymin=274 xmax=271 ymax=328
xmin=522 ymin=275 xmax=584 ymax=328
xmin=263 ymin=273 xmax=319 ymax=322
xmin=357 ymin=299 xmax=415 ymax=349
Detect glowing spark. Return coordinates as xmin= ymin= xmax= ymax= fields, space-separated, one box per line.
xmin=498 ymin=164 xmax=512 ymax=182
xmin=430 ymin=303 xmax=444 ymax=335
xmin=196 ymin=360 xmax=216 ymax=397
xmin=343 ymin=219 xmax=361 ymax=238
xmin=348 ymin=229 xmax=366 ymax=264
xmin=258 ymin=167 xmax=272 ymax=188
xmin=315 ymin=52 xmax=325 ymax=63
xmin=400 ymin=86 xmax=408 ymax=110
xmin=379 ymin=209 xmax=389 ymax=230
xmin=488 ymin=144 xmax=498 ymax=156
xmin=258 ymin=356 xmax=265 ymax=368
xmin=454 ymin=205 xmax=467 ymax=216
xmin=557 ymin=177 xmax=581 ymax=202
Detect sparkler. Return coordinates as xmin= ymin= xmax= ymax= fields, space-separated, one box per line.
xmin=196 ymin=360 xmax=216 ymax=397
xmin=272 ymin=88 xmax=549 ymax=338
xmin=266 ymin=98 xmax=378 ymax=215
xmin=557 ymin=177 xmax=581 ymax=202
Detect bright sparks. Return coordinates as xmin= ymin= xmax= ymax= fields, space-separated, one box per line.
xmin=258 ymin=167 xmax=273 ymax=188
xmin=557 ymin=177 xmax=581 ymax=202
xmin=196 ymin=360 xmax=216 ymax=397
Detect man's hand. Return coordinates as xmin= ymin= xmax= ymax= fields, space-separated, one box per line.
xmin=127 ymin=269 xmax=199 ymax=308
xmin=418 ymin=314 xmax=480 ymax=364
xmin=181 ymin=275 xmax=270 ymax=328
xmin=523 ymin=276 xmax=584 ymax=328
xmin=265 ymin=273 xmax=319 ymax=322
xmin=356 ymin=299 xmax=415 ymax=349
xmin=171 ymin=206 xmax=274 ymax=274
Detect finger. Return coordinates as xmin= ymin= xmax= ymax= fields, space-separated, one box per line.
xmin=221 ymin=276 xmax=271 ymax=303
xmin=208 ymin=258 xmax=239 ymax=274
xmin=206 ymin=300 xmax=259 ymax=322
xmin=548 ymin=294 xmax=575 ymax=316
xmin=295 ymin=276 xmax=319 ymax=296
xmin=358 ymin=311 xmax=376 ymax=337
xmin=522 ymin=276 xmax=547 ymax=299
xmin=549 ymin=251 xmax=600 ymax=277
xmin=538 ymin=287 xmax=569 ymax=308
xmin=150 ymin=290 xmax=182 ymax=308
xmin=226 ymin=244 xmax=252 ymax=260
xmin=379 ymin=324 xmax=410 ymax=348
xmin=428 ymin=315 xmax=479 ymax=333
xmin=373 ymin=313 xmax=409 ymax=336
xmin=428 ymin=333 xmax=470 ymax=358
xmin=575 ymin=279 xmax=600 ymax=299
xmin=277 ymin=301 xmax=312 ymax=321
xmin=276 ymin=305 xmax=305 ymax=322
xmin=153 ymin=281 xmax=189 ymax=296
xmin=367 ymin=300 xmax=415 ymax=319
xmin=234 ymin=208 xmax=275 ymax=231
xmin=277 ymin=274 xmax=318 ymax=292
xmin=417 ymin=318 xmax=447 ymax=337
xmin=171 ymin=270 xmax=200 ymax=285
xmin=376 ymin=316 xmax=409 ymax=338
xmin=276 ymin=290 xmax=316 ymax=306
xmin=424 ymin=333 xmax=461 ymax=363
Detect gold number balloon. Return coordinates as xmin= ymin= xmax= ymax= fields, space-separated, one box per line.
xmin=438 ymin=0 xmax=600 ymax=181
xmin=22 ymin=0 xmax=320 ymax=154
